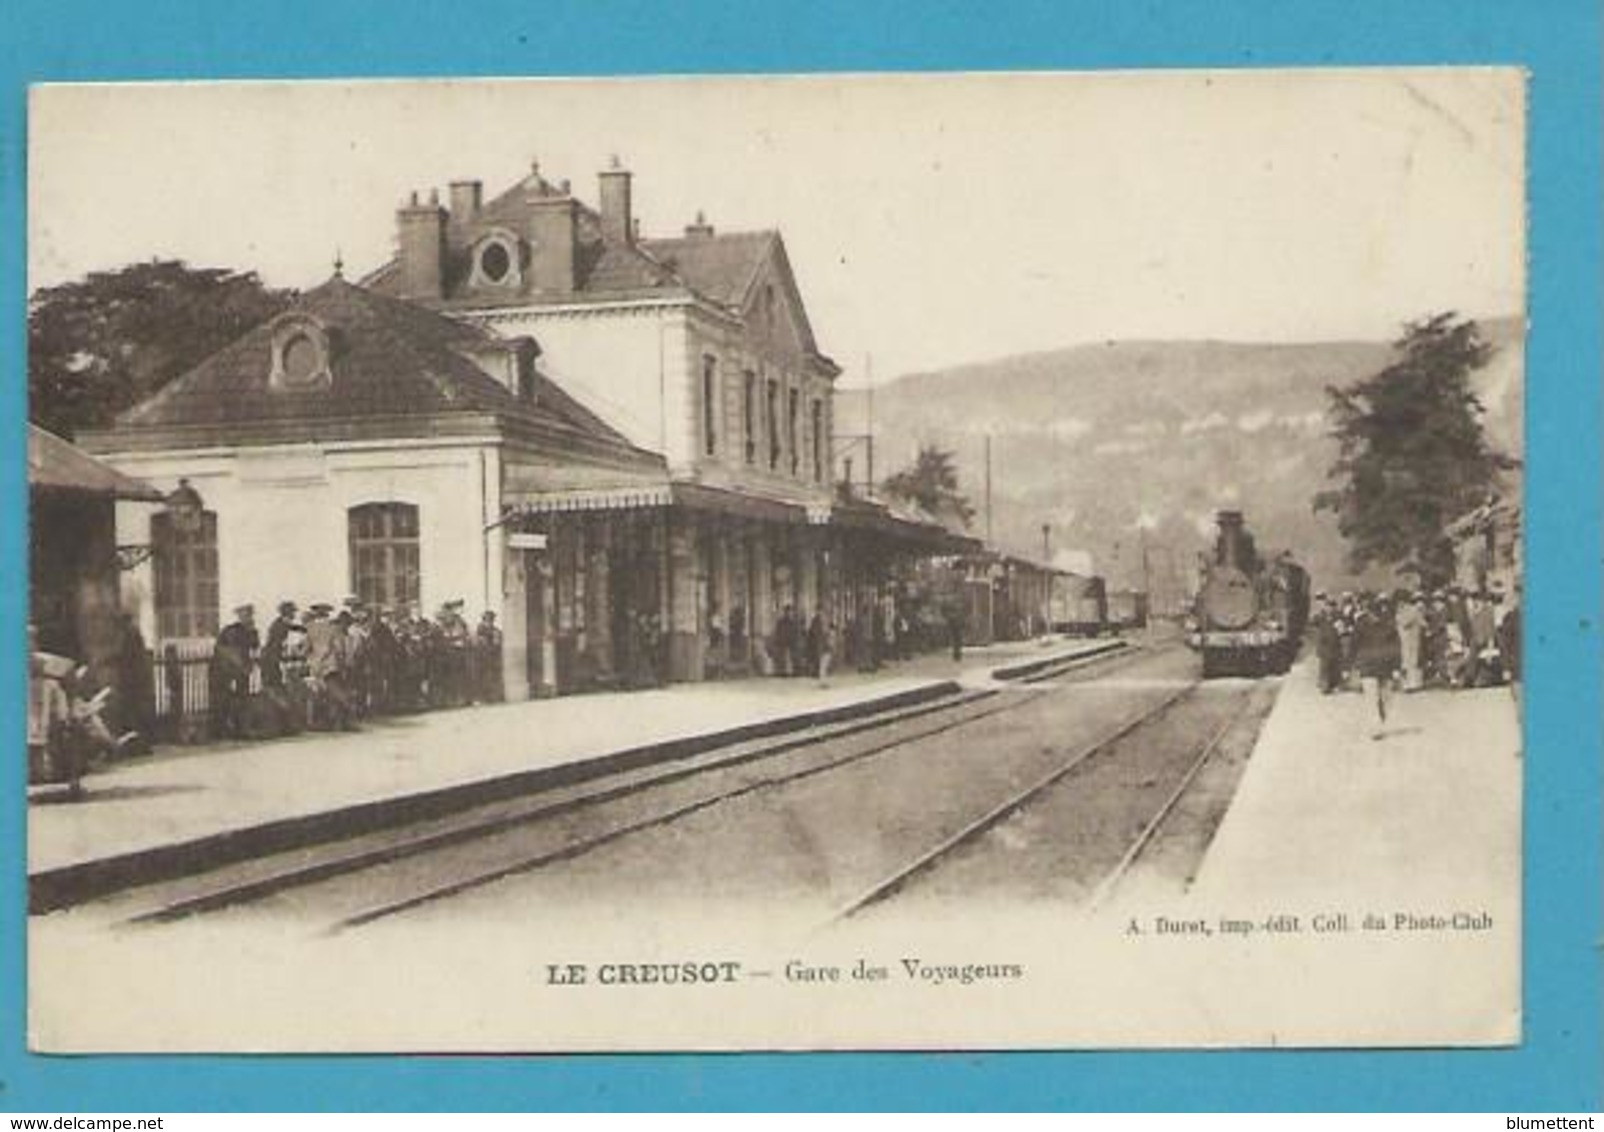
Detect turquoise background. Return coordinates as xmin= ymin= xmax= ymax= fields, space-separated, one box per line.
xmin=2 ymin=0 xmax=1598 ymax=1111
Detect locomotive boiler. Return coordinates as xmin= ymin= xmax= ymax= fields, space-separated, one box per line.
xmin=1191 ymin=510 xmax=1309 ymax=677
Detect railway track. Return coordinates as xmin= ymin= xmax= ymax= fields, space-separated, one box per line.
xmin=1085 ymin=689 xmax=1259 ymax=909
xmin=829 ymin=676 xmax=1202 ymax=921
xmin=104 ymin=639 xmax=1151 ymax=930
xmin=830 ymin=674 xmax=1265 ymax=923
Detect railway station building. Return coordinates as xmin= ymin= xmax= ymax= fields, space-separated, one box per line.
xmin=359 ymin=160 xmax=970 ymax=685
xmin=82 ymin=158 xmax=970 ymax=701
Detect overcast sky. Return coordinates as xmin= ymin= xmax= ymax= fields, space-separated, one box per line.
xmin=29 ymin=69 xmax=1523 ymax=384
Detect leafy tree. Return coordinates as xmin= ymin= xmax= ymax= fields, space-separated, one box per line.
xmin=29 ymin=260 xmax=292 ymax=439
xmin=881 ymin=444 xmax=976 ymax=529
xmin=1313 ymin=313 xmax=1515 ymax=586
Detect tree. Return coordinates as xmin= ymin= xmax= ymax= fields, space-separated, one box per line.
xmin=1313 ymin=313 xmax=1515 ymax=586
xmin=29 ymin=260 xmax=292 ymax=439
xmin=881 ymin=444 xmax=976 ymax=529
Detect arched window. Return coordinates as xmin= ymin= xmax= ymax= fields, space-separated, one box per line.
xmin=152 ymin=509 xmax=219 ymax=639
xmin=349 ymin=503 xmax=421 ymax=610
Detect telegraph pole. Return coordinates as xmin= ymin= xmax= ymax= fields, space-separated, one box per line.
xmin=984 ymin=434 xmax=993 ymax=546
xmin=864 ymin=353 xmax=874 ymax=496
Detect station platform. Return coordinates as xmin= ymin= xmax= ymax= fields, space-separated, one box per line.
xmin=1191 ymin=658 xmax=1522 ymax=908
xmin=28 ymin=634 xmax=1125 ymax=909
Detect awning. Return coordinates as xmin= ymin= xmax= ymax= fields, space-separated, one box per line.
xmin=670 ymin=483 xmax=808 ymax=525
xmin=826 ymin=497 xmax=980 ymax=553
xmin=28 ymin=425 xmax=164 ymax=501
xmin=502 ymin=460 xmax=673 ymax=514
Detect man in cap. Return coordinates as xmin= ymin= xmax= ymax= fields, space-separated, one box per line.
xmin=209 ymin=604 xmax=259 ymax=740
xmin=366 ymin=606 xmax=398 ymax=715
xmin=1311 ymin=593 xmax=1342 ymax=694
xmin=260 ymin=601 xmax=299 ymax=691
xmin=344 ymin=603 xmax=373 ymax=717
xmin=1394 ymin=589 xmax=1426 ymax=692
xmin=1467 ymin=590 xmax=1497 ymax=687
xmin=1497 ymin=582 xmax=1522 ymax=705
xmin=476 ymin=610 xmax=504 ymax=703
xmin=305 ymin=603 xmax=354 ymax=730
xmin=436 ymin=599 xmax=471 ymax=706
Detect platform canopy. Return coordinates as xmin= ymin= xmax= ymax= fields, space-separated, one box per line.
xmin=28 ymin=424 xmax=163 ymax=500
xmin=501 ymin=460 xmax=673 ymax=514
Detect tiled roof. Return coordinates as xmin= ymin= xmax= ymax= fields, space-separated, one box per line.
xmin=101 ymin=276 xmax=641 ymax=457
xmin=28 ymin=425 xmax=163 ymax=499
xmin=641 ymin=230 xmax=776 ymax=309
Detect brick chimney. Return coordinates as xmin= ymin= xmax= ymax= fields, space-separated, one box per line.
xmin=397 ymin=189 xmax=447 ymax=299
xmin=598 ymin=156 xmax=633 ymax=246
xmin=448 ymin=180 xmax=482 ymax=243
xmin=527 ymin=190 xmax=578 ymax=293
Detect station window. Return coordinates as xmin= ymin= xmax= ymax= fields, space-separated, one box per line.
xmin=349 ymin=502 xmax=421 ymax=610
xmin=152 ymin=509 xmax=219 ymax=640
xmin=766 ymin=378 xmax=781 ymax=470
xmin=742 ymin=370 xmax=756 ymax=464
xmin=787 ymin=387 xmax=800 ymax=476
xmin=811 ymin=398 xmax=825 ymax=482
xmin=702 ymin=355 xmax=718 ymax=457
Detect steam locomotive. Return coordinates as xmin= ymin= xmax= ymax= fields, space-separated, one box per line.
xmin=1190 ymin=510 xmax=1309 ymax=678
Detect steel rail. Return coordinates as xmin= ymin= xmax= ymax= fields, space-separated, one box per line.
xmin=830 ymin=677 xmax=1202 ymax=921
xmin=1084 ymin=689 xmax=1257 ymax=912
xmin=127 ymin=639 xmax=1168 ymax=928
xmin=333 ymin=681 xmax=1069 ymax=931
xmin=126 ymin=686 xmax=996 ymax=925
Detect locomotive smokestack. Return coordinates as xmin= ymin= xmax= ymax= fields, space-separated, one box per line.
xmin=1215 ymin=509 xmax=1250 ymax=569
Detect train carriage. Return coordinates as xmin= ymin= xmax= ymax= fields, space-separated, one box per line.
xmin=1050 ymin=573 xmax=1108 ymax=636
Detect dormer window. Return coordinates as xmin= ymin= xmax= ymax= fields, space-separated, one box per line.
xmin=480 ymin=241 xmax=512 ymax=282
xmin=469 ymin=230 xmax=524 ymax=290
xmin=282 ymin=333 xmax=320 ymax=382
xmin=267 ymin=314 xmax=332 ymax=391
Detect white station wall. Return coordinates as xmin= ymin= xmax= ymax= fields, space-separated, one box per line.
xmin=106 ymin=440 xmax=499 ymax=644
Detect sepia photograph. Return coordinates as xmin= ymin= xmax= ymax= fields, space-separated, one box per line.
xmin=25 ymin=69 xmax=1525 ymax=1052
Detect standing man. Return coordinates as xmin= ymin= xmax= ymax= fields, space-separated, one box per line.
xmin=1497 ymin=583 xmax=1522 ymax=706
xmin=305 ymin=603 xmax=355 ymax=731
xmin=476 ymin=611 xmax=505 ymax=702
xmin=1312 ymin=595 xmax=1342 ymax=694
xmin=367 ymin=608 xmax=398 ymax=715
xmin=807 ymin=611 xmax=832 ymax=685
xmin=944 ymin=596 xmax=965 ymax=663
xmin=112 ymin=611 xmax=154 ymax=746
xmin=775 ymin=604 xmax=799 ymax=678
xmin=1355 ymin=595 xmax=1399 ymax=739
xmin=437 ymin=600 xmax=471 ymax=706
xmin=345 ymin=604 xmax=373 ymax=717
xmin=1468 ymin=591 xmax=1497 ymax=688
xmin=209 ymin=604 xmax=259 ymax=740
xmin=1394 ymin=590 xmax=1426 ymax=692
xmin=260 ymin=601 xmax=298 ymax=691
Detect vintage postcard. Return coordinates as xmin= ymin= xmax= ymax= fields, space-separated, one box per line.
xmin=25 ymin=69 xmax=1524 ymax=1051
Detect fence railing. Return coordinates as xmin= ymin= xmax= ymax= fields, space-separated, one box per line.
xmin=150 ymin=640 xmax=265 ymax=740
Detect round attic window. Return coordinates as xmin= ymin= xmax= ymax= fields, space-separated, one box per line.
xmin=282 ymin=332 xmax=321 ymax=384
xmin=479 ymin=241 xmax=512 ymax=283
xmin=268 ymin=315 xmax=331 ymax=391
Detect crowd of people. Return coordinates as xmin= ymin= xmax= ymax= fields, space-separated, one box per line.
xmin=209 ymin=597 xmax=505 ymax=740
xmin=1309 ymin=582 xmax=1521 ymax=735
xmin=713 ymin=592 xmax=968 ymax=683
